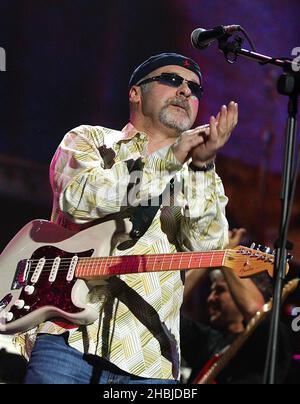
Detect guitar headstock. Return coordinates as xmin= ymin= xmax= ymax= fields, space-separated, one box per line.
xmin=224 ymin=245 xmax=290 ymax=278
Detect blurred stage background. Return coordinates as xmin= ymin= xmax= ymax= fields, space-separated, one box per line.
xmin=0 ymin=0 xmax=299 ymax=383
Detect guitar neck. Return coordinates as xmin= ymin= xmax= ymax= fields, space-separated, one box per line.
xmin=75 ymin=251 xmax=227 ymax=279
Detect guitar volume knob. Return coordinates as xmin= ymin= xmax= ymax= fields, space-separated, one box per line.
xmin=5 ymin=312 xmax=14 ymax=322
xmin=14 ymin=299 xmax=25 ymax=309
xmin=24 ymin=285 xmax=35 ymax=295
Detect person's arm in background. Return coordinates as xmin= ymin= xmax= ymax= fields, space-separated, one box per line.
xmin=221 ymin=228 xmax=265 ymax=322
xmin=183 ymin=228 xmax=246 ymax=302
xmin=221 ymin=269 xmax=266 ymax=322
xmin=183 ymin=268 xmax=207 ymax=303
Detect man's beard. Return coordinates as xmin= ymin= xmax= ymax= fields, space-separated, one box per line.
xmin=159 ymin=98 xmax=192 ymax=133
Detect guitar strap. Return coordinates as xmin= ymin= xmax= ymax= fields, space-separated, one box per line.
xmin=96 ymin=149 xmax=179 ymax=250
xmin=125 ymin=157 xmax=177 ymax=241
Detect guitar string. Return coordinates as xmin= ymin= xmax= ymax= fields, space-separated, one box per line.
xmin=25 ymin=254 xmax=264 ymax=267
xmin=25 ymin=254 xmax=272 ymax=267
xmin=25 ymin=251 xmax=272 ymax=265
xmin=25 ymin=251 xmax=228 ymax=264
xmin=24 ymin=255 xmax=273 ymax=276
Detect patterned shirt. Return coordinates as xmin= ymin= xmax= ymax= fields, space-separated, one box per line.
xmin=18 ymin=123 xmax=229 ymax=380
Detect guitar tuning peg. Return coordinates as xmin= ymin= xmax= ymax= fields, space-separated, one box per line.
xmin=255 ymin=244 xmax=262 ymax=251
xmin=263 ymin=247 xmax=272 ymax=254
xmin=250 ymin=243 xmax=256 ymax=249
xmin=287 ymin=253 xmax=293 ymax=262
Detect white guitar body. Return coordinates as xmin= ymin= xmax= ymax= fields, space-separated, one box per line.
xmin=0 ymin=219 xmax=118 ymax=334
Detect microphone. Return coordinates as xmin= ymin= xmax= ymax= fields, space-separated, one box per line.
xmin=191 ymin=25 xmax=241 ymax=49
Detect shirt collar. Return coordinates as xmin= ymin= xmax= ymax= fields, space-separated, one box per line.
xmin=121 ymin=122 xmax=147 ymax=141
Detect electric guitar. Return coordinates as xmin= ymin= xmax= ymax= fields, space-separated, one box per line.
xmin=192 ymin=278 xmax=299 ymax=384
xmin=0 ymin=219 xmax=287 ymax=335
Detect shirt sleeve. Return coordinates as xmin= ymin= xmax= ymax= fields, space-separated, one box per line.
xmin=176 ymin=167 xmax=229 ymax=251
xmin=50 ymin=125 xmax=183 ymax=224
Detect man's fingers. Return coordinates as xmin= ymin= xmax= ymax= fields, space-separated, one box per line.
xmin=181 ymin=130 xmax=206 ymax=148
xmin=228 ymin=227 xmax=247 ymax=248
xmin=227 ymin=101 xmax=238 ymax=131
xmin=209 ymin=115 xmax=219 ymax=140
xmin=185 ymin=124 xmax=210 ymax=135
xmin=218 ymin=105 xmax=228 ymax=133
xmin=233 ymin=102 xmax=238 ymax=126
xmin=214 ymin=101 xmax=238 ymax=143
xmin=190 ymin=133 xmax=206 ymax=146
xmin=182 ymin=127 xmax=210 ymax=143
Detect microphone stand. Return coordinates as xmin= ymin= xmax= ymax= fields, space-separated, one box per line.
xmin=217 ymin=35 xmax=300 ymax=384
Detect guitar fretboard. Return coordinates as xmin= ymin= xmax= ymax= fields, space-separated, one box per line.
xmin=76 ymin=251 xmax=226 ymax=279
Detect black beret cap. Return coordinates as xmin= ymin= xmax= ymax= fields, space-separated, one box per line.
xmin=129 ymin=52 xmax=202 ymax=88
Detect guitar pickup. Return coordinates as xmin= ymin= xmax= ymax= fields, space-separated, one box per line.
xmin=11 ymin=259 xmax=30 ymax=290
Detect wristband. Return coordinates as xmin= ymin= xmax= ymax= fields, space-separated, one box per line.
xmin=189 ymin=160 xmax=215 ymax=172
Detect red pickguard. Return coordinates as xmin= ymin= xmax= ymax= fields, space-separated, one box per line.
xmin=9 ymin=246 xmax=94 ymax=322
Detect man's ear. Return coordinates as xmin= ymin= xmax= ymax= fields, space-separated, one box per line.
xmin=129 ymin=86 xmax=142 ymax=104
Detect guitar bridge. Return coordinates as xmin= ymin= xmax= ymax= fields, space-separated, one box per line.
xmin=11 ymin=259 xmax=30 ymax=290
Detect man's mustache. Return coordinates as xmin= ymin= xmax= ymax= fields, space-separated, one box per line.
xmin=166 ymin=97 xmax=191 ymax=114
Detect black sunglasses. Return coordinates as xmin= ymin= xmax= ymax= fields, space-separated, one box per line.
xmin=137 ymin=72 xmax=203 ymax=100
